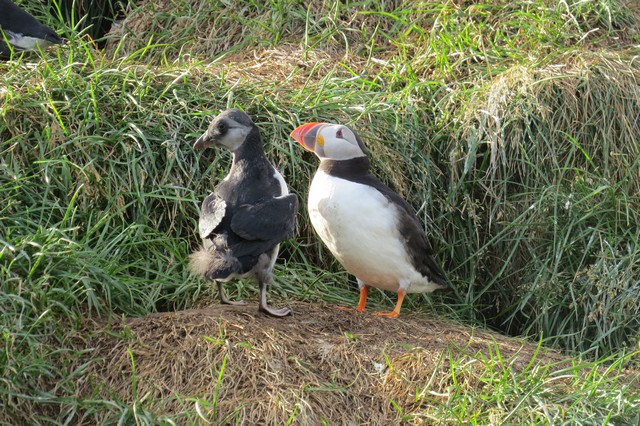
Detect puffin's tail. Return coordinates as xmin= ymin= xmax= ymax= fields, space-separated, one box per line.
xmin=188 ymin=246 xmax=242 ymax=280
xmin=188 ymin=247 xmax=216 ymax=276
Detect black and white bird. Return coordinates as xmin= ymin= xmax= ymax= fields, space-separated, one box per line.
xmin=189 ymin=109 xmax=298 ymax=317
xmin=291 ymin=122 xmax=449 ymax=317
xmin=0 ymin=0 xmax=62 ymax=57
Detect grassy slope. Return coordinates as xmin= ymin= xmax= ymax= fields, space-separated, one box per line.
xmin=1 ymin=0 xmax=640 ymax=423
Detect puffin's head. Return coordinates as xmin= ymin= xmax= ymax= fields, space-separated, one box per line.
xmin=290 ymin=122 xmax=367 ymax=161
xmin=194 ymin=108 xmax=255 ymax=151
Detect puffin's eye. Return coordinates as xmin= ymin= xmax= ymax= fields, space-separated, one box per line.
xmin=217 ymin=121 xmax=227 ymax=133
xmin=335 ymin=128 xmax=344 ymax=139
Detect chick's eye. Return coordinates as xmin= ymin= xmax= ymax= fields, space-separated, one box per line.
xmin=335 ymin=129 xmax=344 ymax=139
xmin=217 ymin=121 xmax=227 ymax=132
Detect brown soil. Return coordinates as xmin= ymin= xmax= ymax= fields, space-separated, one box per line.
xmin=73 ymin=301 xmax=616 ymax=425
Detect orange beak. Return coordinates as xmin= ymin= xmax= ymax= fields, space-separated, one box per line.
xmin=290 ymin=122 xmax=326 ymax=152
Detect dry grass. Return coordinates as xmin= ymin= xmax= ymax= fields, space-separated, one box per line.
xmin=69 ymin=302 xmax=636 ymax=424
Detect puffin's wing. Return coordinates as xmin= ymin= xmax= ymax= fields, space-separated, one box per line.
xmin=0 ymin=0 xmax=62 ymax=45
xmin=394 ymin=205 xmax=448 ymax=286
xmin=230 ymin=194 xmax=298 ymax=241
xmin=361 ymin=175 xmax=448 ymax=286
xmin=199 ymin=194 xmax=227 ymax=239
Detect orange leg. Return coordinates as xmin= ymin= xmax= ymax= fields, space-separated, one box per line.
xmin=336 ymin=285 xmax=369 ymax=312
xmin=373 ymin=289 xmax=406 ymax=318
xmin=356 ymin=286 xmax=369 ymax=312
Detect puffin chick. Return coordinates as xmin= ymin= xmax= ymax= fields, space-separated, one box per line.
xmin=0 ymin=0 xmax=63 ymax=57
xmin=291 ymin=122 xmax=449 ymax=318
xmin=189 ymin=109 xmax=298 ymax=317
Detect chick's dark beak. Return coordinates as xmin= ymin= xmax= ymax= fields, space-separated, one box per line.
xmin=193 ymin=132 xmax=210 ymax=150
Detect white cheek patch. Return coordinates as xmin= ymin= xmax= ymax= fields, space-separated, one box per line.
xmin=222 ymin=126 xmax=251 ymax=150
xmin=273 ymin=168 xmax=289 ymax=195
xmin=323 ymin=139 xmax=366 ymax=160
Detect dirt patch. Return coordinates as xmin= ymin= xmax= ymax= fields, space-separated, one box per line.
xmin=72 ymin=302 xmax=614 ymax=424
xmin=213 ymin=44 xmax=374 ymax=88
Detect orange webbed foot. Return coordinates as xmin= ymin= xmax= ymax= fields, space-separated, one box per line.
xmin=372 ymin=289 xmax=406 ymax=318
xmin=372 ymin=311 xmax=399 ymax=318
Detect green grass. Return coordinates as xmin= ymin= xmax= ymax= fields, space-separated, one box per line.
xmin=420 ymin=343 xmax=640 ymax=425
xmin=1 ymin=0 xmax=640 ymax=423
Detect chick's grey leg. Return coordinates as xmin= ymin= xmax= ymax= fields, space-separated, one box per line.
xmin=217 ymin=281 xmax=246 ymax=306
xmin=258 ymin=278 xmax=291 ymax=317
xmin=254 ymin=252 xmax=291 ymax=317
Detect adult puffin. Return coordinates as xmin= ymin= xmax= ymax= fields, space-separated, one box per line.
xmin=0 ymin=0 xmax=63 ymax=57
xmin=189 ymin=109 xmax=298 ymax=317
xmin=291 ymin=122 xmax=449 ymax=317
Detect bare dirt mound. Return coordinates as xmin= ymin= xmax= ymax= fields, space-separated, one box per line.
xmin=74 ymin=302 xmax=579 ymax=424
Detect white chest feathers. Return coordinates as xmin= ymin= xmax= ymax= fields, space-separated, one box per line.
xmin=308 ymin=170 xmax=439 ymax=294
xmin=273 ymin=167 xmax=289 ymax=196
